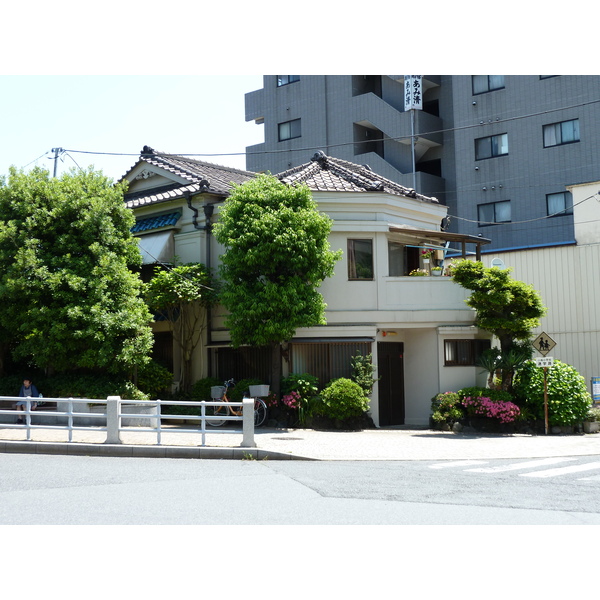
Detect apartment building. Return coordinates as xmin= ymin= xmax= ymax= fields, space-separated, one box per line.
xmin=245 ymin=75 xmax=600 ymax=253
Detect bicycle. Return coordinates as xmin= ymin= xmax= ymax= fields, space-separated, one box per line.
xmin=207 ymin=379 xmax=268 ymax=428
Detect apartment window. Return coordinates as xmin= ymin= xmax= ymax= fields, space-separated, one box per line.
xmin=475 ymin=133 xmax=508 ymax=160
xmin=543 ymin=119 xmax=580 ymax=147
xmin=278 ymin=118 xmax=301 ymax=141
xmin=472 ymin=75 xmax=505 ymax=94
xmin=546 ymin=191 xmax=573 ymax=216
xmin=277 ymin=75 xmax=300 ymax=87
xmin=444 ymin=339 xmax=491 ymax=366
xmin=348 ymin=239 xmax=373 ymax=280
xmin=478 ymin=200 xmax=511 ymax=225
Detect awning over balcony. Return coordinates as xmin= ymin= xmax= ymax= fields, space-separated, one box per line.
xmin=136 ymin=231 xmax=175 ymax=265
xmin=388 ymin=224 xmax=491 ymax=260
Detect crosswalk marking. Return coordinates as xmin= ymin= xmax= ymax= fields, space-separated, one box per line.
xmin=465 ymin=457 xmax=574 ymax=473
xmin=520 ymin=461 xmax=600 ymax=478
xmin=429 ymin=460 xmax=489 ymax=469
xmin=578 ymin=475 xmax=600 ymax=481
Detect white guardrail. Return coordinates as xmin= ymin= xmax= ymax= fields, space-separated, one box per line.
xmin=0 ymin=396 xmax=256 ymax=448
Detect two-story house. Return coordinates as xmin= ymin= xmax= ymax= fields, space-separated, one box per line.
xmin=122 ymin=147 xmax=491 ymax=427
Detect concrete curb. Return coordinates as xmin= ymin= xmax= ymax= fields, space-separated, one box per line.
xmin=0 ymin=439 xmax=314 ymax=461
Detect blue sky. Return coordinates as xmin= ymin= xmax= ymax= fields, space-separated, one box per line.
xmin=0 ymin=75 xmax=265 ymax=182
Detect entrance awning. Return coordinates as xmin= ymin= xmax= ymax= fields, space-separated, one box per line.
xmin=136 ymin=231 xmax=175 ymax=265
xmin=388 ymin=224 xmax=491 ymax=260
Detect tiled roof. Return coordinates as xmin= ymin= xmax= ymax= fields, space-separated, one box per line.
xmin=131 ymin=211 xmax=182 ymax=233
xmin=276 ymin=151 xmax=439 ymax=203
xmin=123 ymin=146 xmax=256 ymax=208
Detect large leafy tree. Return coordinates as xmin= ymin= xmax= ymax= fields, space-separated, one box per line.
xmin=0 ymin=166 xmax=154 ymax=374
xmin=213 ymin=174 xmax=342 ymax=393
xmin=145 ymin=262 xmax=217 ymax=392
xmin=452 ymin=259 xmax=546 ymax=390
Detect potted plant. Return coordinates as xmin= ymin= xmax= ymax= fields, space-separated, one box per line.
xmin=421 ymin=248 xmax=434 ymax=264
xmin=584 ymin=406 xmax=600 ymax=433
xmin=409 ymin=268 xmax=429 ymax=276
xmin=431 ymin=266 xmax=443 ymax=276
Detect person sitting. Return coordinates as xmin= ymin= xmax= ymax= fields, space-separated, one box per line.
xmin=16 ymin=378 xmax=40 ymax=424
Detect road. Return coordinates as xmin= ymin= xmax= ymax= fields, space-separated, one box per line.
xmin=2 ymin=453 xmax=600 ymax=525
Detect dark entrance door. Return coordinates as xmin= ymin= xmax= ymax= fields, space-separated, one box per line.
xmin=377 ymin=342 xmax=405 ymax=426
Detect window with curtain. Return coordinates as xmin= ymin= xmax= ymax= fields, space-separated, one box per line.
xmin=291 ymin=341 xmax=372 ymax=387
xmin=546 ymin=191 xmax=573 ymax=216
xmin=348 ymin=239 xmax=374 ymax=279
xmin=388 ymin=241 xmax=405 ymax=276
xmin=475 ymin=133 xmax=508 ymax=159
xmin=444 ymin=339 xmax=491 ymax=366
xmin=472 ymin=75 xmax=505 ymax=94
xmin=478 ymin=200 xmax=511 ymax=225
xmin=278 ymin=118 xmax=301 ymax=141
xmin=277 ymin=75 xmax=300 ymax=87
xmin=543 ymin=119 xmax=580 ymax=147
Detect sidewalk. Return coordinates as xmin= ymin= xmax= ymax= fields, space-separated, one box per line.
xmin=2 ymin=424 xmax=600 ymax=461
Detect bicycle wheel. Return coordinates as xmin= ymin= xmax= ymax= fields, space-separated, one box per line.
xmin=254 ymin=398 xmax=268 ymax=428
xmin=206 ymin=401 xmax=227 ymax=427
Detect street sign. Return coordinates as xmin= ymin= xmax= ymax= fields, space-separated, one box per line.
xmin=535 ymin=357 xmax=554 ymax=368
xmin=532 ymin=332 xmax=556 ymax=356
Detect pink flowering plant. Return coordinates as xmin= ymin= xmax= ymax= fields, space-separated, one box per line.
xmin=282 ymin=390 xmax=302 ymax=410
xmin=461 ymin=396 xmax=521 ymax=424
xmin=421 ymin=248 xmax=434 ymax=259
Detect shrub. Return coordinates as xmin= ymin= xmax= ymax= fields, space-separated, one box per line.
xmin=586 ymin=407 xmax=600 ymax=422
xmin=228 ymin=378 xmax=262 ymax=402
xmin=5 ymin=372 xmax=149 ymax=401
xmin=458 ymin=386 xmax=513 ymax=404
xmin=314 ymin=378 xmax=370 ymax=421
xmin=461 ymin=396 xmax=521 ymax=424
xmin=281 ymin=373 xmax=319 ymax=398
xmin=191 ymin=377 xmax=222 ymax=401
xmin=136 ymin=360 xmax=173 ymax=399
xmin=513 ymin=360 xmax=592 ymax=426
xmin=350 ymin=353 xmax=379 ymax=396
xmin=430 ymin=392 xmax=463 ymax=425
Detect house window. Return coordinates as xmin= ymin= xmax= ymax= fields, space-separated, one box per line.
xmin=472 ymin=75 xmax=505 ymax=94
xmin=475 ymin=133 xmax=508 ymax=160
xmin=478 ymin=200 xmax=511 ymax=225
xmin=543 ymin=119 xmax=580 ymax=147
xmin=278 ymin=118 xmax=301 ymax=141
xmin=388 ymin=241 xmax=420 ymax=276
xmin=546 ymin=191 xmax=573 ymax=216
xmin=388 ymin=242 xmax=404 ymax=276
xmin=277 ymin=75 xmax=300 ymax=87
xmin=291 ymin=341 xmax=372 ymax=388
xmin=348 ymin=239 xmax=373 ymax=280
xmin=444 ymin=339 xmax=491 ymax=366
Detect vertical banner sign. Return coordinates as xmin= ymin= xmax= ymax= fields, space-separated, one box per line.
xmin=592 ymin=376 xmax=600 ymax=405
xmin=404 ymin=76 xmax=423 ymax=110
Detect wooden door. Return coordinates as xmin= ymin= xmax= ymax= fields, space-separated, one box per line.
xmin=377 ymin=342 xmax=405 ymax=426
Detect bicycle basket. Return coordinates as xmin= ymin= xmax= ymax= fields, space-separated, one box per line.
xmin=211 ymin=386 xmax=225 ymax=399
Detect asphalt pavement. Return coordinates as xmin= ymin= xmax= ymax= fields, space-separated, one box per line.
xmin=2 ymin=423 xmax=600 ymax=461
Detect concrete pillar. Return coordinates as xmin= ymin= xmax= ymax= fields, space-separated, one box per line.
xmin=105 ymin=396 xmax=122 ymax=445
xmin=241 ymin=398 xmax=256 ymax=448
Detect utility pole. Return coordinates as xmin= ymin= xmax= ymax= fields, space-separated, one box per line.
xmin=51 ymin=147 xmax=64 ymax=177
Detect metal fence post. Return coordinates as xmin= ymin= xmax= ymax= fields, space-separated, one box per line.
xmin=105 ymin=396 xmax=122 ymax=444
xmin=241 ymin=398 xmax=256 ymax=448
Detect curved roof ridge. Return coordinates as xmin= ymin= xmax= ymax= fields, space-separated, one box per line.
xmin=276 ymin=152 xmax=438 ymax=203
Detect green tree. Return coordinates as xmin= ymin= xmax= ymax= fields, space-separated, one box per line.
xmin=452 ymin=259 xmax=546 ymax=390
xmin=0 ymin=166 xmax=154 ymax=374
xmin=145 ymin=262 xmax=217 ymax=392
xmin=213 ymin=174 xmax=342 ymax=394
